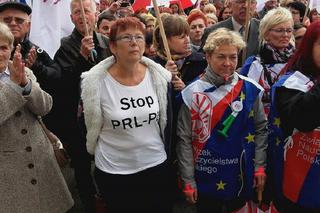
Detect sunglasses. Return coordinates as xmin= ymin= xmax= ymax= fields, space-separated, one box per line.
xmin=2 ymin=16 xmax=28 ymax=25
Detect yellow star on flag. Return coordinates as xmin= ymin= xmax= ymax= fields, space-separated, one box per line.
xmin=245 ymin=133 xmax=255 ymax=143
xmin=240 ymin=91 xmax=246 ymax=100
xmin=274 ymin=117 xmax=281 ymax=128
xmin=216 ymin=180 xmax=226 ymax=191
xmin=249 ymin=110 xmax=254 ymax=118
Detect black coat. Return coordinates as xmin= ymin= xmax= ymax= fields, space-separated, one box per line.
xmin=50 ymin=28 xmax=111 ymax=144
xmin=12 ymin=39 xmax=61 ymax=95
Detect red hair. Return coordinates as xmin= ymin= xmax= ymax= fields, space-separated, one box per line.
xmin=109 ymin=17 xmax=146 ymax=44
xmin=187 ymin=10 xmax=208 ymax=26
xmin=282 ymin=21 xmax=320 ymax=76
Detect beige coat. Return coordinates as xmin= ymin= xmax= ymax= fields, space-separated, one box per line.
xmin=0 ymin=68 xmax=74 ymax=213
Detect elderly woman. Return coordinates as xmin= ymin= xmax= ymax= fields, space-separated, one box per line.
xmin=0 ymin=23 xmax=73 ymax=212
xmin=81 ymin=17 xmax=173 ymax=213
xmin=241 ymin=7 xmax=294 ymax=115
xmin=270 ymin=21 xmax=320 ymax=212
xmin=177 ymin=28 xmax=268 ymax=213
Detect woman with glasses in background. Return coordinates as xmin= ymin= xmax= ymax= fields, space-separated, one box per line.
xmin=241 ymin=7 xmax=294 ymax=115
xmin=240 ymin=7 xmax=294 ymax=209
xmin=81 ymin=17 xmax=173 ymax=213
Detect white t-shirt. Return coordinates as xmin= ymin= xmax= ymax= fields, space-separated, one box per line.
xmin=95 ymin=69 xmax=167 ymax=174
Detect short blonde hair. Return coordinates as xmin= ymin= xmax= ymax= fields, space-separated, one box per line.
xmin=203 ymin=28 xmax=246 ymax=54
xmin=0 ymin=22 xmax=14 ymax=49
xmin=259 ymin=7 xmax=293 ymax=42
xmin=204 ymin=3 xmax=217 ymax=14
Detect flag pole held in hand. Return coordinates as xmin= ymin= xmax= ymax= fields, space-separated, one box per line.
xmin=79 ymin=0 xmax=96 ymax=62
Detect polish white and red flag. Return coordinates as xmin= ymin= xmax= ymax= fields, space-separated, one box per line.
xmin=29 ymin=0 xmax=73 ymax=58
xmin=231 ymin=201 xmax=279 ymax=213
xmin=132 ymin=0 xmax=196 ymax=11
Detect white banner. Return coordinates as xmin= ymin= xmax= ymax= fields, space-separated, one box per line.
xmin=29 ymin=0 xmax=73 ymax=58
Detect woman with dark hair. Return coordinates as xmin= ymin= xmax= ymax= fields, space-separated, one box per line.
xmin=81 ymin=17 xmax=173 ymax=213
xmin=270 ymin=21 xmax=320 ymax=212
xmin=153 ymin=14 xmax=207 ymax=89
xmin=309 ymin=8 xmax=320 ymax=23
xmin=218 ymin=6 xmax=232 ymax=22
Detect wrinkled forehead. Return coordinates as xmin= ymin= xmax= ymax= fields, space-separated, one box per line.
xmin=0 ymin=8 xmax=29 ymax=19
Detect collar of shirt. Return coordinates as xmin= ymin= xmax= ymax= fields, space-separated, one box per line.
xmin=0 ymin=67 xmax=10 ymax=82
xmin=231 ymin=17 xmax=250 ymax=33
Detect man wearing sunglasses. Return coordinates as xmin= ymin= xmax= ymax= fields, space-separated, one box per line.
xmin=0 ymin=1 xmax=61 ymax=95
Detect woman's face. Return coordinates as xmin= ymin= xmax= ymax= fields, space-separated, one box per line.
xmin=167 ymin=33 xmax=190 ymax=55
xmin=207 ymin=18 xmax=217 ymax=27
xmin=189 ymin=18 xmax=206 ymax=46
xmin=311 ymin=11 xmax=320 ymax=23
xmin=312 ymin=36 xmax=320 ymax=69
xmin=222 ymin=7 xmax=232 ymax=20
xmin=170 ymin=4 xmax=179 ymax=14
xmin=0 ymin=40 xmax=11 ymax=72
xmin=110 ymin=27 xmax=145 ymax=63
xmin=206 ymin=44 xmax=238 ymax=78
xmin=265 ymin=21 xmax=293 ymax=51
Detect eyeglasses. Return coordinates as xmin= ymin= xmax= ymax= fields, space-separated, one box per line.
xmin=116 ymin=35 xmax=145 ymax=43
xmin=269 ymin=28 xmax=293 ymax=34
xmin=2 ymin=16 xmax=28 ymax=25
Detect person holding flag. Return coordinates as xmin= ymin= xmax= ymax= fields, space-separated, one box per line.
xmin=270 ymin=21 xmax=320 ymax=212
xmin=177 ymin=28 xmax=268 ymax=213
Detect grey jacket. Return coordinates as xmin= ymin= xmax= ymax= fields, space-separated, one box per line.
xmin=0 ymin=68 xmax=73 ymax=213
xmin=176 ymin=68 xmax=268 ymax=189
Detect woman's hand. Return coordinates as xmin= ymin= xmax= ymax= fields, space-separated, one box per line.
xmin=172 ymin=75 xmax=185 ymax=91
xmin=8 ymin=44 xmax=28 ymax=87
xmin=165 ymin=60 xmax=179 ymax=76
xmin=184 ymin=184 xmax=198 ymax=204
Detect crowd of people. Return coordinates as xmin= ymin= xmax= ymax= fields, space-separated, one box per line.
xmin=1 ymin=0 xmax=320 ymax=212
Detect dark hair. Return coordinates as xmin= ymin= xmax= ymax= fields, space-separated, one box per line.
xmin=309 ymin=8 xmax=319 ymax=23
xmin=153 ymin=14 xmax=189 ymax=51
xmin=145 ymin=31 xmax=153 ymax=46
xmin=218 ymin=6 xmax=230 ymax=22
xmin=109 ymin=17 xmax=146 ymax=44
xmin=97 ymin=12 xmax=117 ymax=28
xmin=282 ymin=21 xmax=320 ymax=76
xmin=287 ymin=1 xmax=306 ymax=19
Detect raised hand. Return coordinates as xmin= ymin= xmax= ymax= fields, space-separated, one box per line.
xmin=80 ymin=35 xmax=95 ymax=60
xmin=8 ymin=44 xmax=28 ymax=87
xmin=25 ymin=46 xmax=37 ymax=68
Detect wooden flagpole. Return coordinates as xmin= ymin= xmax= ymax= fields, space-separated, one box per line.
xmin=152 ymin=0 xmax=172 ymax=61
xmin=79 ymin=0 xmax=95 ymax=62
xmin=242 ymin=0 xmax=252 ymax=64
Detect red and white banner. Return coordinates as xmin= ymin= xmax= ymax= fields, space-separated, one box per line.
xmin=132 ymin=0 xmax=196 ymax=11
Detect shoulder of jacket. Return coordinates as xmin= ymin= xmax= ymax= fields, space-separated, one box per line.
xmin=141 ymin=56 xmax=172 ymax=82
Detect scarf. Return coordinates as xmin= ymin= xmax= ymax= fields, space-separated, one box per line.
xmin=202 ymin=65 xmax=235 ymax=87
xmin=259 ymin=42 xmax=295 ymax=64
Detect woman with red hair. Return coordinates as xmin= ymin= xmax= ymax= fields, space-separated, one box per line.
xmin=187 ymin=10 xmax=208 ymax=51
xmin=270 ymin=21 xmax=320 ymax=212
xmin=169 ymin=0 xmax=185 ymax=15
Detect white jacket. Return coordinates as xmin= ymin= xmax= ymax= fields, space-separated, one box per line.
xmin=81 ymin=56 xmax=172 ymax=154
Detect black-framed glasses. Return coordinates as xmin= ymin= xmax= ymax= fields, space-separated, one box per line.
xmin=2 ymin=16 xmax=28 ymax=25
xmin=116 ymin=35 xmax=145 ymax=43
xmin=269 ymin=28 xmax=293 ymax=34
